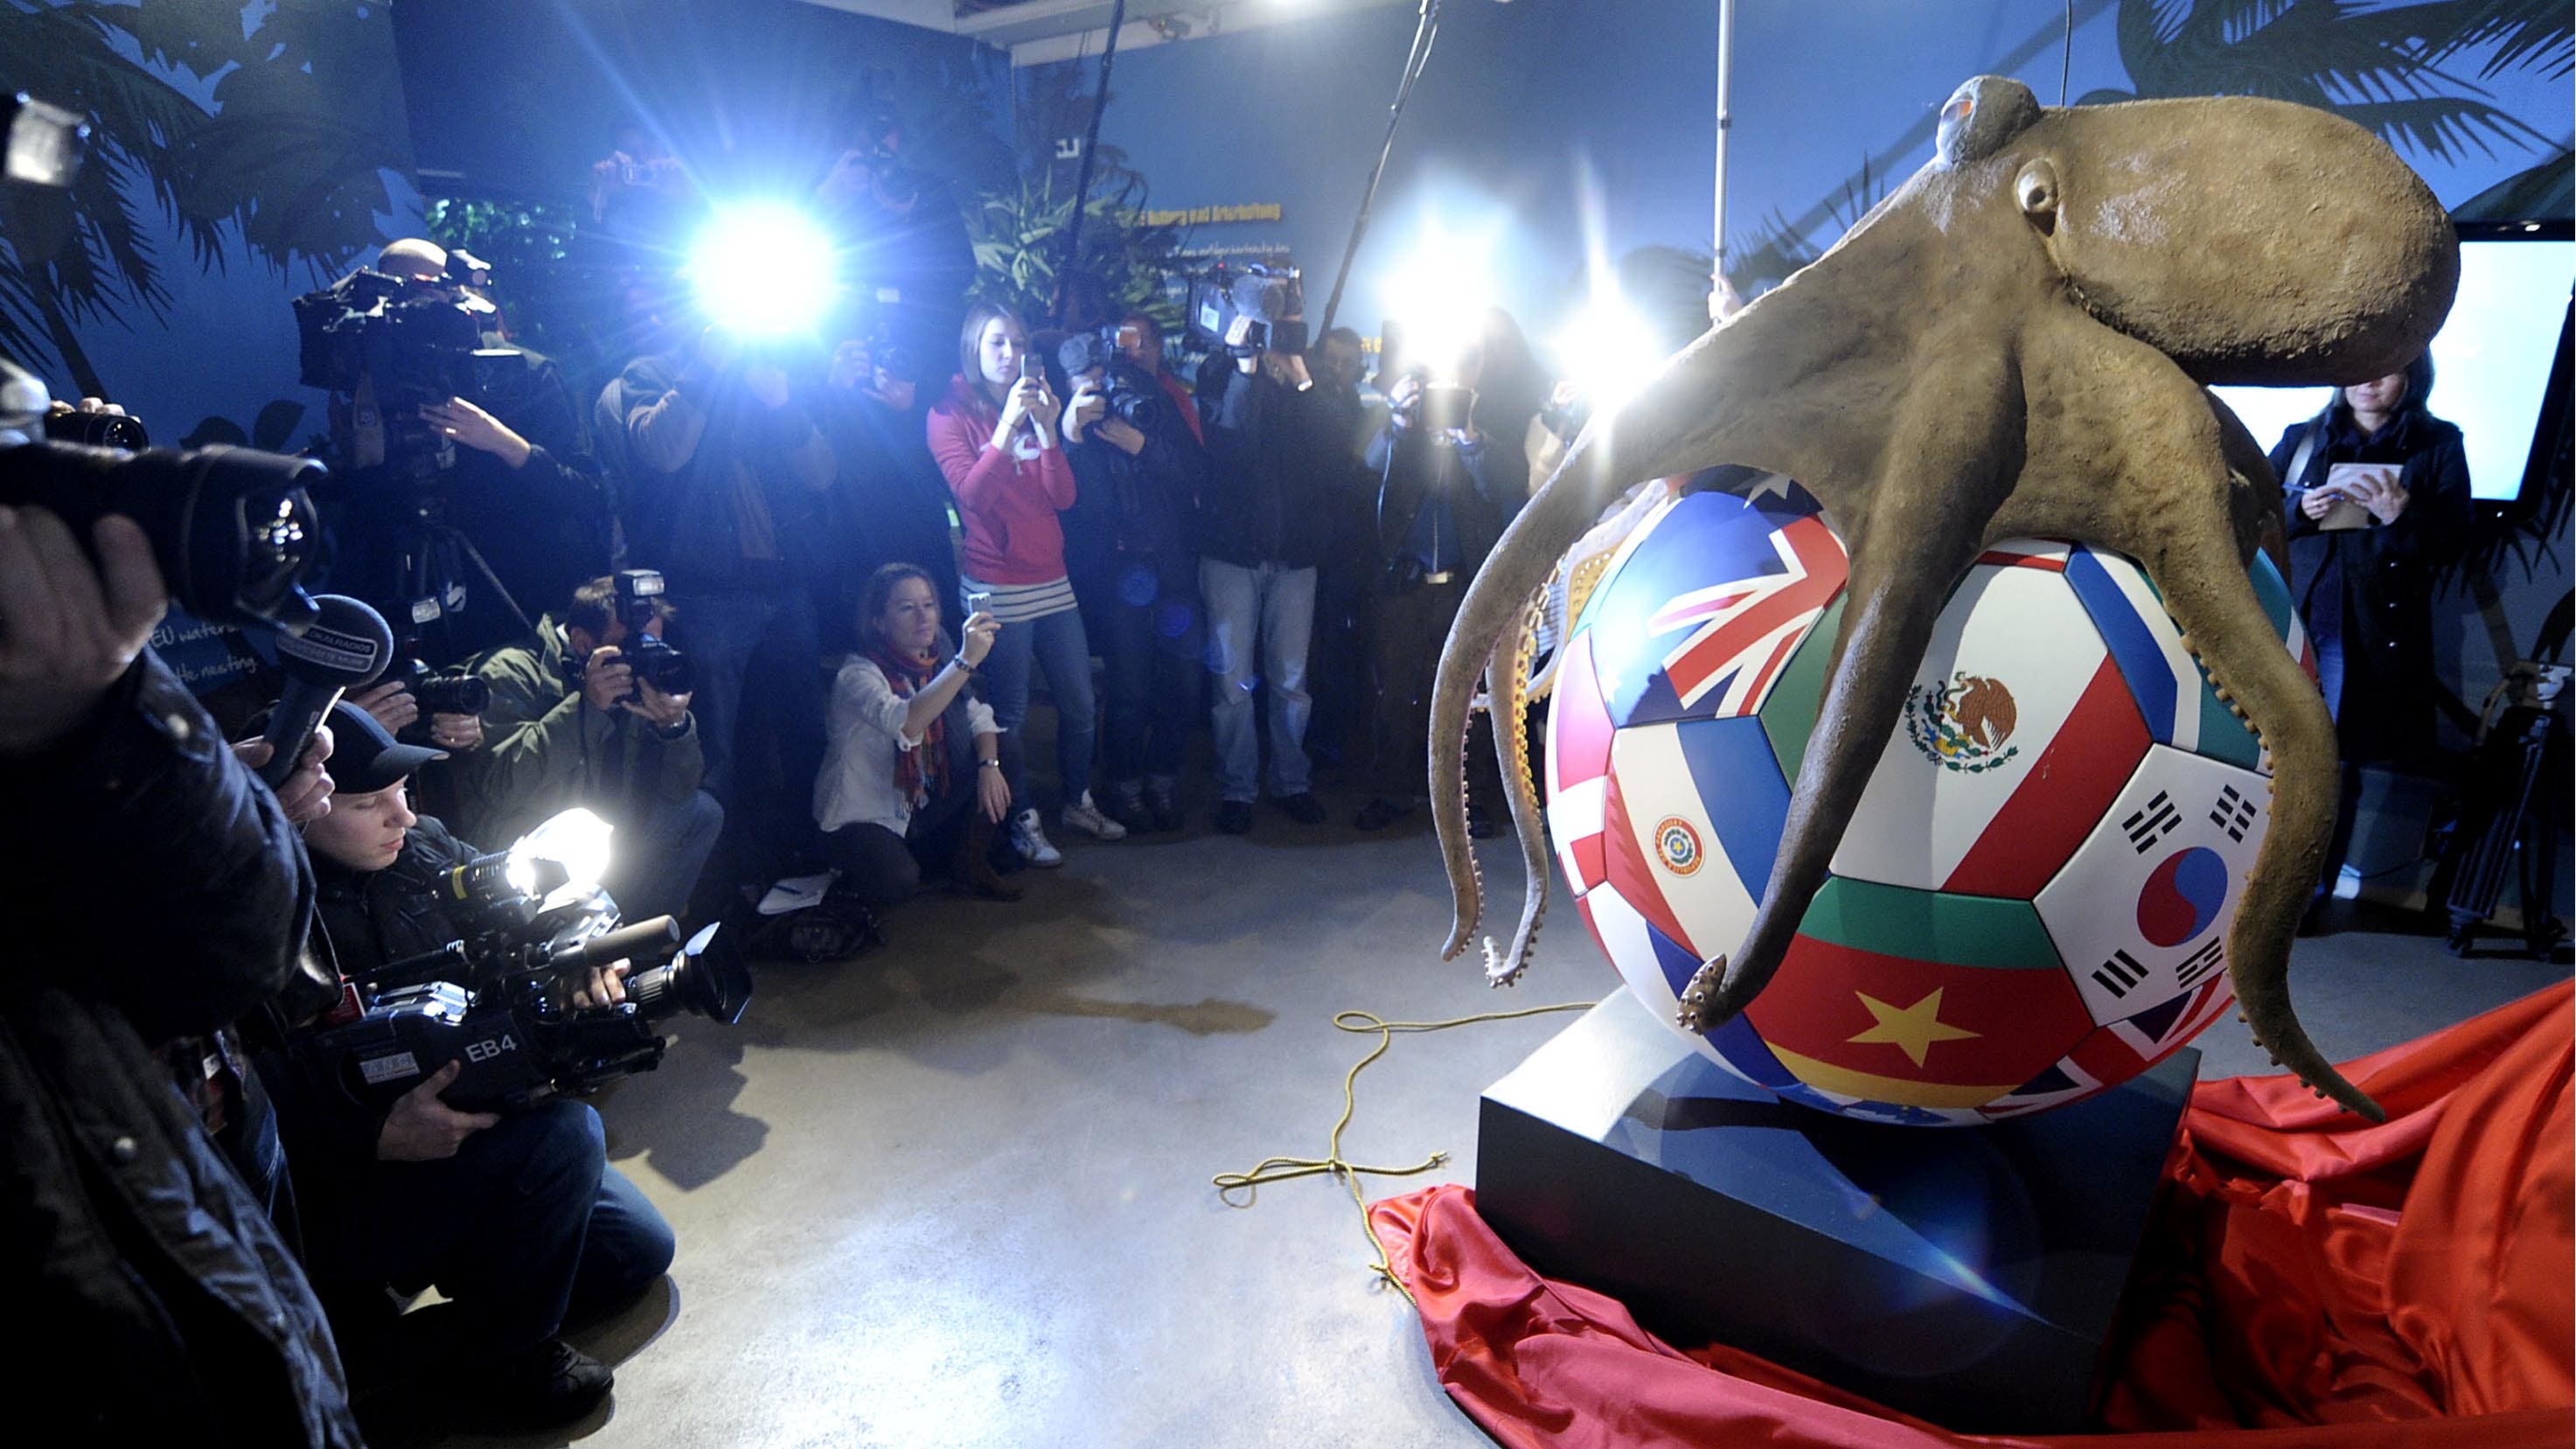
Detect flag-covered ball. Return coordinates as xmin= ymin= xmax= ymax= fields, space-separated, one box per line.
xmin=1543 ymin=483 xmax=2311 ymax=1125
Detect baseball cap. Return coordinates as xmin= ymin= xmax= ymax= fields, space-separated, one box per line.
xmin=250 ymin=700 xmax=446 ymax=795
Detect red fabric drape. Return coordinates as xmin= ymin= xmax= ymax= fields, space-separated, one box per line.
xmin=1373 ymin=980 xmax=2573 ymax=1447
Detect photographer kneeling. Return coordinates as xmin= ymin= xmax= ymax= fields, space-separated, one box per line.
xmin=451 ymin=573 xmax=722 ymax=925
xmin=256 ymin=703 xmax=674 ymax=1425
xmin=817 ymin=563 xmax=1020 ymax=912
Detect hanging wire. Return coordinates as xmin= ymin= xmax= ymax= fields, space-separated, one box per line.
xmin=2062 ymin=0 xmax=2075 ymax=105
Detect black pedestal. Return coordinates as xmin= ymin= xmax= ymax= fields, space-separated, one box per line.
xmin=1474 ymin=986 xmax=2195 ymax=1434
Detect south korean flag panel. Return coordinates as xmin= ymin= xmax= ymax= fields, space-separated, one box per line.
xmin=2033 ymin=745 xmax=2272 ymax=1028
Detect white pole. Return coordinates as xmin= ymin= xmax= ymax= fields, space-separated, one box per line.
xmin=1711 ymin=0 xmax=1737 ymax=323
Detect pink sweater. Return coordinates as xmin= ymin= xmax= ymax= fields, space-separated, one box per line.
xmin=926 ymin=377 xmax=1079 ymax=585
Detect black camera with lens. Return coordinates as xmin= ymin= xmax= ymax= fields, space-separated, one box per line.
xmin=302 ymin=838 xmax=752 ymax=1114
xmin=0 ymin=93 xmax=326 ymax=633
xmin=389 ymin=656 xmax=491 ymax=719
xmin=43 ymin=404 xmax=149 ymax=451
xmin=614 ymin=568 xmax=693 ymax=697
xmin=0 ymin=405 xmax=328 ymax=632
xmin=1055 ymin=332 xmax=1163 ymax=433
xmin=566 ymin=568 xmax=693 ymax=701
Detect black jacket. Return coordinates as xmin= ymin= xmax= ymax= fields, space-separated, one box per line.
xmin=324 ymin=343 xmax=609 ymax=665
xmin=0 ymin=653 xmax=360 ymax=1446
xmin=1194 ymin=365 xmax=1339 ymax=569
xmin=596 ymin=352 xmax=838 ymax=592
xmin=1366 ymin=413 xmax=1526 ymax=577
xmin=254 ymin=818 xmax=484 ymax=1211
xmin=820 ymin=387 xmax=962 ymax=646
xmin=2270 ymin=407 xmax=2474 ymax=762
xmin=1065 ymin=365 xmax=1209 ymax=582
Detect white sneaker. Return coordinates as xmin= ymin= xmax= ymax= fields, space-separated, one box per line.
xmin=1012 ymin=808 xmax=1065 ymax=867
xmin=1059 ymin=791 xmax=1128 ymax=841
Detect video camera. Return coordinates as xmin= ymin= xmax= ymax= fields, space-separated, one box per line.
xmin=0 ymin=95 xmax=327 ymax=633
xmin=1187 ymin=264 xmax=1306 ymax=359
xmin=290 ymin=267 xmax=512 ymax=482
xmin=302 ymin=811 xmax=752 ymax=1113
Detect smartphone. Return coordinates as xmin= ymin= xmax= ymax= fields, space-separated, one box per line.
xmin=963 ymin=590 xmax=993 ymax=617
xmin=1019 ymin=352 xmax=1037 ymax=386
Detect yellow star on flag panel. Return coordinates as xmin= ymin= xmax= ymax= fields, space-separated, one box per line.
xmin=1845 ymin=986 xmax=1981 ymax=1068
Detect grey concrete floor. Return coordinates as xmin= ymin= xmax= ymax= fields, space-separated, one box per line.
xmin=375 ymin=788 xmax=2569 ymax=1449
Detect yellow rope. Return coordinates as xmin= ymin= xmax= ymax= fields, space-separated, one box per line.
xmin=1213 ymin=1000 xmax=1597 ymax=1303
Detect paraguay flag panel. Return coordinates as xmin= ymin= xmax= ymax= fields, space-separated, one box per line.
xmin=1599 ymin=718 xmax=1786 ymax=967
xmin=1827 ymin=561 xmax=2148 ymax=897
xmin=2035 ymin=745 xmax=2272 ymax=1028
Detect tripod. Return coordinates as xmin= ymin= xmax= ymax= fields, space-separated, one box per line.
xmin=389 ymin=483 xmax=533 ymax=664
xmin=2432 ymin=595 xmax=2573 ymax=958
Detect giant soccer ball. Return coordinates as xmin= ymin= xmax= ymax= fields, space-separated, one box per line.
xmin=1544 ymin=483 xmax=2311 ymax=1125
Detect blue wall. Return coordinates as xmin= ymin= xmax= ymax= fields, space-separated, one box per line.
xmin=1033 ymin=0 xmax=2570 ymax=341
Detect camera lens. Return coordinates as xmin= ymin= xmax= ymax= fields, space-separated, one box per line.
xmin=632 ymin=639 xmax=694 ymax=696
xmin=415 ymin=672 xmax=491 ymax=715
xmin=0 ymin=442 xmax=326 ymax=630
xmin=46 ymin=409 xmax=149 ymax=450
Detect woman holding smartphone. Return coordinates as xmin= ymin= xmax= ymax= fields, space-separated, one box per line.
xmin=2266 ymin=352 xmax=2473 ymax=924
xmin=926 ymin=303 xmax=1124 ymax=866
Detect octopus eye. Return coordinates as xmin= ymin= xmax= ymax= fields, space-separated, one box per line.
xmin=2016 ymin=158 xmax=2061 ymax=229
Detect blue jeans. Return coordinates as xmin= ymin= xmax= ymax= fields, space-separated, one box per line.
xmin=604 ymin=787 xmax=723 ymax=925
xmin=975 ymin=600 xmax=1098 ymax=810
xmin=672 ymin=585 xmax=825 ymax=876
xmin=305 ymin=1100 xmax=674 ymax=1352
xmin=1091 ymin=554 xmax=1204 ymax=787
xmin=1201 ymin=558 xmax=1316 ymax=802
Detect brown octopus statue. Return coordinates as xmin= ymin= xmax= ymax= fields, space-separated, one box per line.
xmin=1431 ymin=77 xmax=2460 ymax=1124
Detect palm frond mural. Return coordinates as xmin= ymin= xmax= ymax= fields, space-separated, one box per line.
xmin=2085 ymin=0 xmax=2556 ymax=164
xmin=0 ymin=1 xmax=410 ymax=397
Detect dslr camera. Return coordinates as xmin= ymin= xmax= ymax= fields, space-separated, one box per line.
xmin=387 ymin=656 xmax=491 ymax=719
xmin=568 ymin=569 xmax=694 ymax=701
xmin=1055 ymin=332 xmax=1160 ymax=432
xmin=301 ymin=812 xmax=752 ymax=1113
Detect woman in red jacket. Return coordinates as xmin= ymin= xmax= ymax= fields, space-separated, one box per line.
xmin=926 ymin=303 xmax=1124 ymax=864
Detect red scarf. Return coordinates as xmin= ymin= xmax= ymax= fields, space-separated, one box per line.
xmin=864 ymin=641 xmax=949 ymax=807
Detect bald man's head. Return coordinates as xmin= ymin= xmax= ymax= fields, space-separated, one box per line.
xmin=377 ymin=238 xmax=449 ymax=283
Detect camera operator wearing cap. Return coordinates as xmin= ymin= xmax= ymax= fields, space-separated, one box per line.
xmin=450 ymin=575 xmax=722 ymax=926
xmin=0 ymin=500 xmax=360 ymax=1443
xmin=251 ymin=700 xmax=675 ymax=1425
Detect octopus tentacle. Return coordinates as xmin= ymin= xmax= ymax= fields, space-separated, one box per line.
xmin=1433 ymin=448 xmax=1630 ymax=959
xmin=2146 ymin=527 xmax=2383 ymax=1121
xmin=1480 ymin=587 xmax=1552 ymax=986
